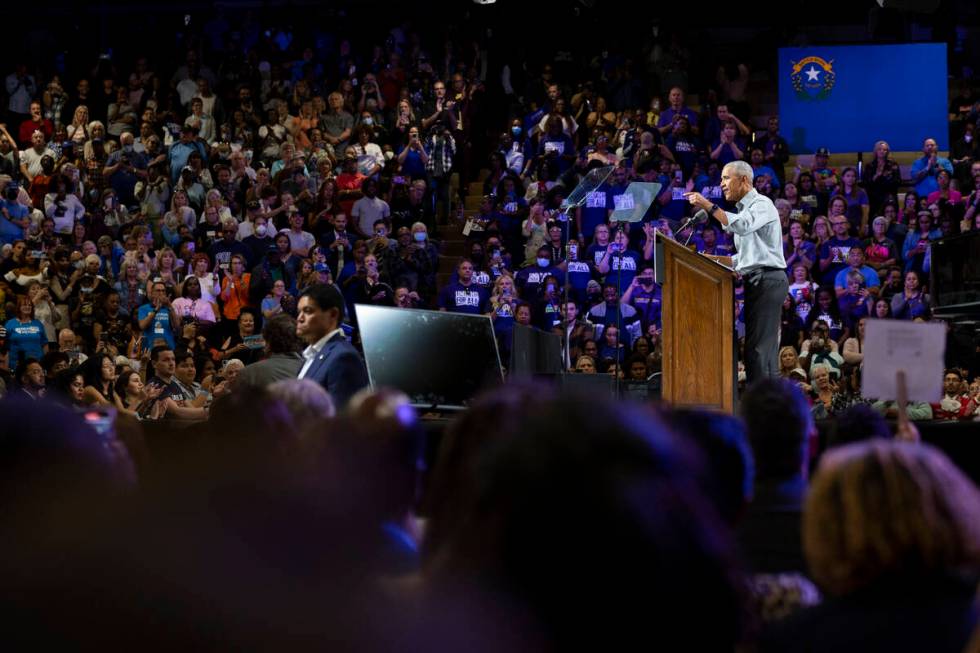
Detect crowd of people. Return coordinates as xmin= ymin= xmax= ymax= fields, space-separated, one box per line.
xmin=2 ymin=370 xmax=979 ymax=651
xmin=2 ymin=17 xmax=978 ymax=420
xmin=0 ymin=12 xmax=979 ymax=651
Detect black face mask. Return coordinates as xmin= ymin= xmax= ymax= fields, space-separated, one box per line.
xmin=471 ymin=251 xmax=484 ymax=262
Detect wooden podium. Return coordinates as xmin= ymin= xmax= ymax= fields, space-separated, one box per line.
xmin=658 ymin=235 xmax=737 ymax=412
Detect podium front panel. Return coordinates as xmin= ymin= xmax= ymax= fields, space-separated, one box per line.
xmin=661 ymin=239 xmax=735 ymax=412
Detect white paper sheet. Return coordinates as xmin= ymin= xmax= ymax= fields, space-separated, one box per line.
xmin=862 ymin=319 xmax=945 ymax=402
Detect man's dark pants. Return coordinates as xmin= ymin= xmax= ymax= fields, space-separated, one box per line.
xmin=743 ymin=268 xmax=788 ymax=383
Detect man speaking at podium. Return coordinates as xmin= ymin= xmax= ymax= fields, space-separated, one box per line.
xmin=684 ymin=161 xmax=787 ymax=383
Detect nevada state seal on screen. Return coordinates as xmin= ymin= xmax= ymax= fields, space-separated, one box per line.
xmin=790 ymin=56 xmax=836 ymax=101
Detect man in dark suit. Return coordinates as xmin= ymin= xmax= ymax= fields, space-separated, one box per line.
xmin=295 ymin=283 xmax=368 ymax=410
xmin=236 ymin=314 xmax=303 ymax=388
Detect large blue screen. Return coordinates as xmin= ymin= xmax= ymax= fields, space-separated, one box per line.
xmin=778 ymin=44 xmax=948 ymax=154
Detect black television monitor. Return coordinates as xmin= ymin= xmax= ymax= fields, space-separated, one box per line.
xmin=930 ymin=231 xmax=980 ymax=315
xmin=510 ymin=323 xmax=564 ymax=377
xmin=355 ymin=305 xmax=504 ymax=411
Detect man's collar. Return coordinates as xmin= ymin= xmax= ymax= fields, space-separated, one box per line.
xmin=303 ymin=328 xmax=344 ymax=359
xmin=736 ymin=188 xmax=758 ymax=210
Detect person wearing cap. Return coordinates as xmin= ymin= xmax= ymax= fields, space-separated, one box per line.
xmin=176 ymin=160 xmax=206 ymax=210
xmin=910 ymin=137 xmax=953 ymax=197
xmin=862 ymin=216 xmax=898 ymax=273
xmin=336 ymin=152 xmax=366 ymax=217
xmin=167 ymin=122 xmax=206 ymax=184
xmin=248 ymin=241 xmax=296 ymax=306
xmin=313 ymin=262 xmax=332 ymax=285
xmin=295 ymin=283 xmax=368 ymax=410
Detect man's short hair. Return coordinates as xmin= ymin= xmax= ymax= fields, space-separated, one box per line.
xmin=740 ymin=378 xmax=811 ymax=481
xmin=150 ymin=345 xmax=172 ymax=362
xmin=263 ymin=315 xmax=303 ymax=354
xmin=724 ymin=160 xmax=754 ymax=183
xmin=300 ymin=283 xmax=346 ymax=322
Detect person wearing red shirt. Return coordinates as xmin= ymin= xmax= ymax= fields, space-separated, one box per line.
xmin=18 ymin=101 xmax=53 ymax=148
xmin=335 ymin=153 xmax=366 ymax=217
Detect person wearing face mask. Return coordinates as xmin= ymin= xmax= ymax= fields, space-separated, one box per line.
xmin=499 ymin=126 xmax=525 ymax=176
xmin=392 ymin=224 xmax=432 ymax=305
xmin=242 ymin=214 xmax=273 ymax=267
xmin=515 ymin=245 xmax=565 ymax=300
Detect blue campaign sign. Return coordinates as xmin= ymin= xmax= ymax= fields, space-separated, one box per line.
xmin=778 ymin=44 xmax=948 ymax=154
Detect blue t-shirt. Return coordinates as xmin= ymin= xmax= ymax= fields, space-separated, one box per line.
xmin=657 ymin=107 xmax=699 ymax=130
xmin=834 ymin=265 xmax=880 ymax=291
xmin=492 ymin=299 xmax=516 ymax=358
xmin=566 ymin=260 xmax=593 ymax=294
xmin=578 ymin=185 xmax=610 ymax=239
xmin=437 ymin=282 xmax=489 ymax=314
xmin=603 ymin=250 xmax=641 ymax=293
xmin=751 ymin=165 xmax=782 ymax=190
xmin=449 ymin=269 xmax=492 ymax=289
xmin=837 ymin=294 xmax=869 ymax=330
xmin=710 ymin=140 xmax=744 ymax=167
xmin=658 ymin=180 xmax=688 ymax=221
xmin=910 ymin=155 xmax=953 ymax=197
xmin=396 ymin=145 xmax=427 ymax=179
xmin=666 ymin=135 xmax=701 ymax=176
xmin=0 ymin=200 xmax=29 ymax=245
xmin=537 ymin=134 xmax=575 ymax=174
xmin=818 ymin=237 xmax=863 ymax=285
xmin=515 ymin=265 xmax=565 ymax=300
xmin=629 ymin=285 xmax=662 ymax=332
xmin=4 ymin=318 xmax=47 ymax=363
xmin=137 ymin=303 xmax=176 ymax=349
xmin=534 ymin=299 xmax=563 ymax=331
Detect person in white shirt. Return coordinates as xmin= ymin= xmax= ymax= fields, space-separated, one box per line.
xmin=279 ymin=209 xmax=315 ymax=257
xmin=350 ymin=177 xmax=390 ymax=237
xmin=20 ymin=131 xmax=57 ymax=182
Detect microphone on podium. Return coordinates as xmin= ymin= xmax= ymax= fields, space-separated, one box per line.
xmin=681 ymin=209 xmax=710 ymax=247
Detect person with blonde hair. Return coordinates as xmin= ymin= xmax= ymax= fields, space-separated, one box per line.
xmin=778 ymin=346 xmax=802 ymax=378
xmin=763 ymin=440 xmax=980 ymax=652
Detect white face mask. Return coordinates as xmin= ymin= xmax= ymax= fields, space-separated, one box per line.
xmin=256 ymin=224 xmax=268 ymax=237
